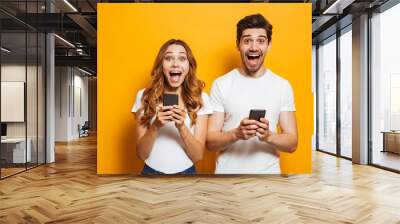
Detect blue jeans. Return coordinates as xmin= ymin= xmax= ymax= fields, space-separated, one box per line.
xmin=141 ymin=164 xmax=196 ymax=175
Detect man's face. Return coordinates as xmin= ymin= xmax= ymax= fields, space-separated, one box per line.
xmin=162 ymin=44 xmax=189 ymax=89
xmin=238 ymin=28 xmax=270 ymax=74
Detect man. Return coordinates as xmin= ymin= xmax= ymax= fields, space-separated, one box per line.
xmin=206 ymin=14 xmax=298 ymax=174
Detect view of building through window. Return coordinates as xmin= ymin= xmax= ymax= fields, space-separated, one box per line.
xmin=318 ymin=36 xmax=337 ymax=155
xmin=340 ymin=29 xmax=352 ymax=158
xmin=371 ymin=2 xmax=400 ymax=171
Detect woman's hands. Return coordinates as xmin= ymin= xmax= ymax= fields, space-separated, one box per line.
xmin=171 ymin=105 xmax=187 ymax=130
xmin=153 ymin=105 xmax=173 ymax=128
xmin=150 ymin=104 xmax=203 ymax=163
xmin=154 ymin=105 xmax=187 ymax=130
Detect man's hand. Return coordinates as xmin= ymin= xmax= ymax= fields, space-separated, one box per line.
xmin=234 ymin=118 xmax=259 ymax=140
xmin=255 ymin=117 xmax=271 ymax=142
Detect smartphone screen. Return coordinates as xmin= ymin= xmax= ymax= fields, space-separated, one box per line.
xmin=249 ymin=109 xmax=266 ymax=121
xmin=163 ymin=94 xmax=179 ymax=107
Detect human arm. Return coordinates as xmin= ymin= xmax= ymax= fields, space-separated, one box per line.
xmin=255 ymin=111 xmax=298 ymax=153
xmin=170 ymin=105 xmax=207 ymax=162
xmin=206 ymin=112 xmax=260 ymax=151
xmin=135 ymin=105 xmax=174 ymax=160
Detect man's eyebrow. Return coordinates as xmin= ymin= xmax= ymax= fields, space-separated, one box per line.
xmin=241 ymin=35 xmax=267 ymax=38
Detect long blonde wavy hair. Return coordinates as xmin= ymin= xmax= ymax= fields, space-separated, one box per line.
xmin=139 ymin=39 xmax=205 ymax=127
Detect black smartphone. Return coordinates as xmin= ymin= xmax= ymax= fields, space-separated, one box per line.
xmin=249 ymin=109 xmax=266 ymax=121
xmin=163 ymin=94 xmax=179 ymax=107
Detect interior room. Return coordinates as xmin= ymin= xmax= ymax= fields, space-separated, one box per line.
xmin=0 ymin=0 xmax=399 ymax=223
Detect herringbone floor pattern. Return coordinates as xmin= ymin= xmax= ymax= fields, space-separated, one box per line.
xmin=1 ymin=135 xmax=400 ymax=223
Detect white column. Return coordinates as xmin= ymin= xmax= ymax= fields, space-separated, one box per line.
xmin=46 ymin=32 xmax=55 ymax=163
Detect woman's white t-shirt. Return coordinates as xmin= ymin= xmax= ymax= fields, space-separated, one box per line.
xmin=132 ymin=89 xmax=213 ymax=174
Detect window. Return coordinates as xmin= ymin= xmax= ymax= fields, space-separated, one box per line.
xmin=390 ymin=74 xmax=400 ymax=130
xmin=371 ymin=2 xmax=400 ymax=171
xmin=339 ymin=28 xmax=352 ymax=158
xmin=317 ymin=36 xmax=337 ymax=154
xmin=0 ymin=1 xmax=46 ymax=179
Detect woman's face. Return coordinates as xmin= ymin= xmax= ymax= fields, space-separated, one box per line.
xmin=162 ymin=44 xmax=190 ymax=89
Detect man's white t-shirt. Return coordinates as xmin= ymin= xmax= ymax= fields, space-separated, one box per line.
xmin=209 ymin=69 xmax=296 ymax=174
xmin=132 ymin=89 xmax=213 ymax=174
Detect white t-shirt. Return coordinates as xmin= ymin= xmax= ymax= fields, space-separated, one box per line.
xmin=132 ymin=89 xmax=213 ymax=174
xmin=209 ymin=69 xmax=296 ymax=174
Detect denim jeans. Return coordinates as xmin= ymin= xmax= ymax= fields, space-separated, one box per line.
xmin=141 ymin=164 xmax=196 ymax=175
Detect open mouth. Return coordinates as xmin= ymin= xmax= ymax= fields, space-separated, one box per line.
xmin=246 ymin=53 xmax=262 ymax=67
xmin=246 ymin=54 xmax=261 ymax=61
xmin=169 ymin=71 xmax=182 ymax=83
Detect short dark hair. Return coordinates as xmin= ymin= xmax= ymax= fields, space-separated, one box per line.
xmin=236 ymin=14 xmax=273 ymax=45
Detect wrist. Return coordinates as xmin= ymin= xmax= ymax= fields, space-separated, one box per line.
xmin=230 ymin=128 xmax=240 ymax=142
xmin=263 ymin=131 xmax=274 ymax=143
xmin=150 ymin=121 xmax=160 ymax=132
xmin=176 ymin=123 xmax=186 ymax=132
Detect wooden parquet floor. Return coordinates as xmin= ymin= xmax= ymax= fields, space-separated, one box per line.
xmin=1 ymin=135 xmax=400 ymax=224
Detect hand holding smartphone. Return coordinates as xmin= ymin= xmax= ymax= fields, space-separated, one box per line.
xmin=236 ymin=109 xmax=266 ymax=140
xmin=161 ymin=94 xmax=183 ymax=127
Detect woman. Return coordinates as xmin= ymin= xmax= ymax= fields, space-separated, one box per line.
xmin=131 ymin=39 xmax=212 ymax=175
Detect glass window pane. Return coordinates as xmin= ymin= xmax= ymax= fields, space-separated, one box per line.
xmin=1 ymin=31 xmax=27 ymax=177
xmin=371 ymin=3 xmax=400 ymax=171
xmin=340 ymin=28 xmax=352 ymax=158
xmin=27 ymin=31 xmax=38 ymax=169
xmin=1 ymin=1 xmax=46 ymax=179
xmin=318 ymin=36 xmax=337 ymax=154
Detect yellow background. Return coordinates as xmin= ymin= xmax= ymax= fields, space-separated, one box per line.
xmin=98 ymin=3 xmax=312 ymax=174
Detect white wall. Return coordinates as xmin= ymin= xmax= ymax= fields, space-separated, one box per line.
xmin=55 ymin=67 xmax=89 ymax=141
xmin=55 ymin=67 xmax=69 ymax=141
xmin=1 ymin=65 xmax=39 ymax=137
xmin=73 ymin=72 xmax=89 ymax=137
xmin=1 ymin=64 xmax=46 ymax=163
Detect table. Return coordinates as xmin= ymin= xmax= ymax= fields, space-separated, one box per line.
xmin=1 ymin=138 xmax=32 ymax=163
xmin=381 ymin=131 xmax=400 ymax=154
